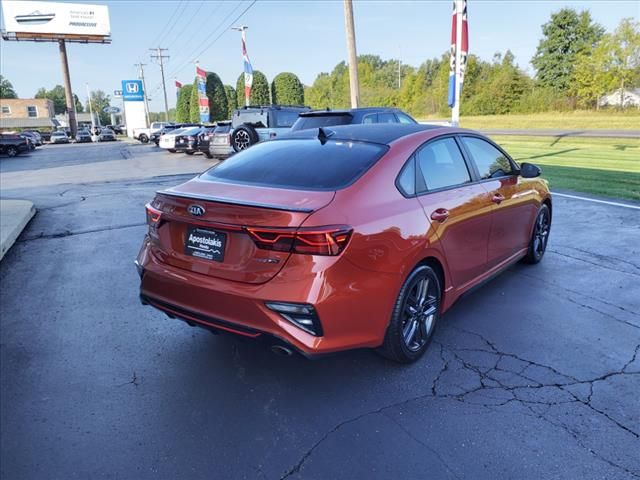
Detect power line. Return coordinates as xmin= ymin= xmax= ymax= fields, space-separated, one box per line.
xmin=149 ymin=0 xmax=185 ymax=48
xmin=155 ymin=1 xmax=191 ymax=49
xmin=165 ymin=0 xmax=256 ymax=82
xmin=166 ymin=0 xmax=207 ymax=50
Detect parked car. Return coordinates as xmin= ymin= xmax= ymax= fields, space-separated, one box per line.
xmin=136 ymin=124 xmax=551 ymax=362
xmin=50 ymin=131 xmax=70 ymax=144
xmin=290 ymin=107 xmax=417 ymax=132
xmin=194 ymin=126 xmax=217 ymax=158
xmin=207 ymin=122 xmax=234 ymax=159
xmin=174 ymin=126 xmax=205 ymax=154
xmin=106 ymin=124 xmax=124 ymax=135
xmin=152 ymin=123 xmax=200 ymax=146
xmin=230 ymin=105 xmax=310 ymax=152
xmin=0 ymin=133 xmax=30 ymax=157
xmin=75 ymin=129 xmax=92 ymax=143
xmin=159 ymin=126 xmax=201 ymax=152
xmin=19 ymin=133 xmax=36 ymax=150
xmin=97 ymin=128 xmax=116 ymax=142
xmin=25 ymin=129 xmax=49 ymax=142
xmin=134 ymin=122 xmax=172 ymax=143
xmin=22 ymin=130 xmax=43 ymax=146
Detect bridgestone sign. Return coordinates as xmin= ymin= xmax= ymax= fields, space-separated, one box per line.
xmin=1 ymin=1 xmax=110 ymax=39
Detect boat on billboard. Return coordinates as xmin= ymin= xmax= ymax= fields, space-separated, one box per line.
xmin=1 ymin=1 xmax=110 ymax=38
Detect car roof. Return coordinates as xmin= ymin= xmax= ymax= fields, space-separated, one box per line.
xmin=282 ymin=124 xmax=446 ymax=145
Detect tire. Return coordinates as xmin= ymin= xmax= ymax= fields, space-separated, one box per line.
xmin=524 ymin=204 xmax=551 ymax=264
xmin=6 ymin=146 xmax=18 ymax=157
xmin=205 ymin=151 xmax=214 ymax=159
xmin=377 ymin=265 xmax=441 ymax=363
xmin=231 ymin=124 xmax=259 ymax=152
xmin=168 ymin=149 xmax=177 ymax=153
xmin=139 ymin=134 xmax=149 ymax=143
xmin=185 ymin=151 xmax=194 ymax=155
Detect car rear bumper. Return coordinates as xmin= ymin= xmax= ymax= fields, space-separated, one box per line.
xmin=137 ymin=236 xmax=400 ymax=355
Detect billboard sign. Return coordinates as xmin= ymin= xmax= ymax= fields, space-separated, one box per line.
xmin=121 ymin=80 xmax=144 ymax=102
xmin=1 ymin=1 xmax=110 ymax=39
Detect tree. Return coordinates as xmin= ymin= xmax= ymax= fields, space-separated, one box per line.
xmin=36 ymin=85 xmax=84 ymax=114
xmin=175 ymin=84 xmax=193 ymax=122
xmin=205 ymin=72 xmax=228 ymax=122
xmin=0 ymin=75 xmax=17 ymax=99
xmin=572 ymin=18 xmax=640 ymax=109
xmin=88 ymin=90 xmax=111 ymax=125
xmin=607 ymin=18 xmax=640 ymax=108
xmin=236 ymin=70 xmax=270 ymax=106
xmin=532 ymin=8 xmax=604 ymax=92
xmin=224 ymin=85 xmax=237 ymax=118
xmin=271 ymin=72 xmax=304 ymax=105
xmin=189 ymin=78 xmax=200 ymax=123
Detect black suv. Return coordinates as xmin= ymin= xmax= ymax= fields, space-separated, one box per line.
xmin=290 ymin=107 xmax=417 ymax=132
xmin=230 ymin=105 xmax=310 ymax=152
xmin=0 ymin=134 xmax=30 ymax=157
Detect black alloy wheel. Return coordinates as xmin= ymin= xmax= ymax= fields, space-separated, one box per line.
xmin=524 ymin=204 xmax=551 ymax=264
xmin=378 ymin=265 xmax=441 ymax=363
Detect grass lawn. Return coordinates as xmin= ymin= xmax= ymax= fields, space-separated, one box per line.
xmin=490 ymin=135 xmax=640 ymax=201
xmin=458 ymin=110 xmax=640 ymax=130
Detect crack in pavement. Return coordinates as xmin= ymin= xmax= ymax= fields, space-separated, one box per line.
xmin=19 ymin=222 xmax=146 ymax=242
xmin=548 ymin=249 xmax=640 ymax=277
xmin=561 ymin=246 xmax=640 ymax=272
xmin=280 ymin=328 xmax=640 ymax=479
xmin=116 ymin=371 xmax=140 ymax=388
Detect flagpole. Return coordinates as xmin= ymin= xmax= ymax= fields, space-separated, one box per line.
xmin=452 ymin=0 xmax=463 ymax=127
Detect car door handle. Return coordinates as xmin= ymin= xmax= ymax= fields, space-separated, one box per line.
xmin=492 ymin=193 xmax=505 ymax=204
xmin=430 ymin=208 xmax=450 ymax=223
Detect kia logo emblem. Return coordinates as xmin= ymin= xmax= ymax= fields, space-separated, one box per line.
xmin=187 ymin=204 xmax=205 ymax=216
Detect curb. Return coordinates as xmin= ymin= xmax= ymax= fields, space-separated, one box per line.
xmin=0 ymin=200 xmax=36 ymax=261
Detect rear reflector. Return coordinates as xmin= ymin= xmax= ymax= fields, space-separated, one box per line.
xmin=246 ymin=226 xmax=352 ymax=256
xmin=265 ymin=301 xmax=323 ymax=336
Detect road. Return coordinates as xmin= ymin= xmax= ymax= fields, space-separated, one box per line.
xmin=1 ymin=143 xmax=639 ymax=479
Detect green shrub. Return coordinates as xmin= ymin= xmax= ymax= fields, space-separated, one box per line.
xmin=271 ymin=72 xmax=304 ymax=105
xmin=235 ymin=70 xmax=270 ymax=106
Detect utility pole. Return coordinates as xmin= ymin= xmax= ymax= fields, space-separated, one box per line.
xmin=343 ymin=0 xmax=360 ymax=108
xmin=150 ymin=47 xmax=170 ymax=122
xmin=135 ymin=62 xmax=151 ymax=127
xmin=58 ymin=40 xmax=77 ymax=137
xmin=398 ymin=58 xmax=402 ymax=89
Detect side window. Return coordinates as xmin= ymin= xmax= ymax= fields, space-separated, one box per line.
xmin=396 ymin=156 xmax=416 ymax=196
xmin=377 ymin=112 xmax=397 ymax=123
xmin=416 ymin=138 xmax=471 ymax=192
xmin=461 ymin=136 xmax=514 ymax=179
xmin=362 ymin=114 xmax=377 ymax=124
xmin=396 ymin=113 xmax=415 ymax=124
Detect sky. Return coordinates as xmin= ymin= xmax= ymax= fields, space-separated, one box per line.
xmin=1 ymin=0 xmax=638 ymax=113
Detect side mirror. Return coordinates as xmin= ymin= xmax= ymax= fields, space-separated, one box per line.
xmin=520 ymin=162 xmax=541 ymax=178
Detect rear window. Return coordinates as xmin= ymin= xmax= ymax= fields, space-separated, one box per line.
xmin=292 ymin=115 xmax=352 ymax=131
xmin=214 ymin=124 xmax=231 ymax=133
xmin=272 ymin=110 xmax=302 ymax=128
xmin=203 ymin=139 xmax=388 ymax=190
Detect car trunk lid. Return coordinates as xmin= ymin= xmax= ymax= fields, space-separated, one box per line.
xmin=149 ymin=177 xmax=334 ymax=284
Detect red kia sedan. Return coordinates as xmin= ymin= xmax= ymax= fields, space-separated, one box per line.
xmin=136 ymin=124 xmax=551 ymax=363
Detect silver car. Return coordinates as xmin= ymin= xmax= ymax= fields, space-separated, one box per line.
xmin=208 ymin=122 xmax=234 ymax=159
xmin=97 ymin=128 xmax=116 ymax=142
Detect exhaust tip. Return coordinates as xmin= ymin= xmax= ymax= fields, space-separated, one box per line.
xmin=271 ymin=345 xmax=294 ymax=357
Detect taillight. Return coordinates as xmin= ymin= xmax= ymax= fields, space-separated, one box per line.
xmin=145 ymin=203 xmax=162 ymax=228
xmin=246 ymin=226 xmax=352 ymax=256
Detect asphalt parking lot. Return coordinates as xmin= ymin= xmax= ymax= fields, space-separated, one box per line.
xmin=1 ymin=143 xmax=639 ymax=479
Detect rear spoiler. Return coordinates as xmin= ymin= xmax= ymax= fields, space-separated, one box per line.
xmin=299 ymin=111 xmax=353 ymax=118
xmin=157 ymin=190 xmax=315 ymax=213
